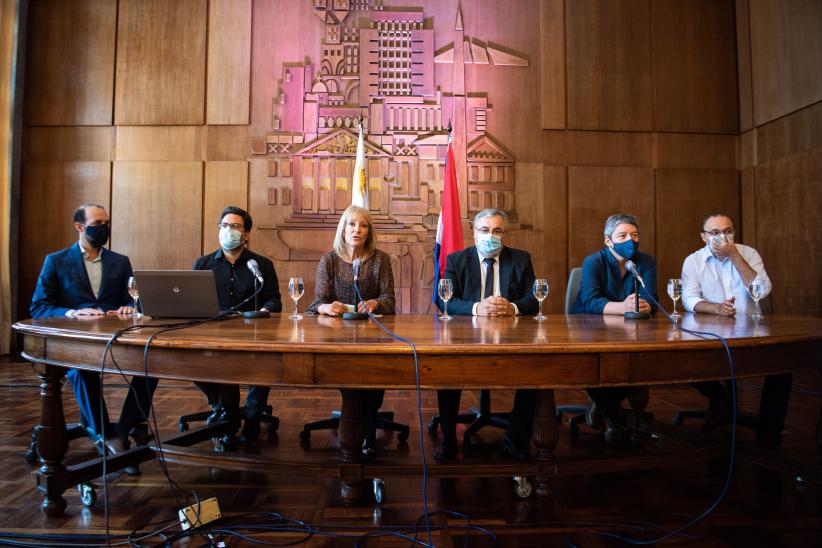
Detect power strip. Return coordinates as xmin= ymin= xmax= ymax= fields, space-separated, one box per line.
xmin=178 ymin=497 xmax=221 ymax=530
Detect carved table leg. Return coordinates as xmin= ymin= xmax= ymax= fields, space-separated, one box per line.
xmin=532 ymin=388 xmax=558 ymax=498
xmin=35 ymin=365 xmax=69 ymax=516
xmin=338 ymin=389 xmax=365 ymax=503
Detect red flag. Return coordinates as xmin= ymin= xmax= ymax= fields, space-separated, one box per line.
xmin=434 ymin=141 xmax=463 ymax=280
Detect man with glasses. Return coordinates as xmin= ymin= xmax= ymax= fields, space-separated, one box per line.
xmin=30 ymin=204 xmax=157 ymax=468
xmin=193 ymin=206 xmax=282 ymax=446
xmin=681 ymin=212 xmax=790 ymax=447
xmin=434 ymin=208 xmax=539 ymax=460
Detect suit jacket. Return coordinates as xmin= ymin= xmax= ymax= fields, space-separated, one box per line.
xmin=441 ymin=245 xmax=538 ymax=316
xmin=30 ymin=243 xmax=134 ymax=318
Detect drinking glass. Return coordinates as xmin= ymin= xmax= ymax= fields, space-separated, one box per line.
xmin=289 ymin=277 xmax=304 ymax=320
xmin=533 ymin=278 xmax=549 ymax=320
xmin=127 ymin=276 xmax=142 ymax=318
xmin=667 ymin=278 xmax=683 ymax=319
xmin=748 ymin=278 xmax=766 ymax=320
xmin=438 ymin=278 xmax=453 ymax=321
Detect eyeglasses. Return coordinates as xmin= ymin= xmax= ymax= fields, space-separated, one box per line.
xmin=86 ymin=221 xmax=110 ymax=227
xmin=475 ymin=227 xmax=505 ymax=236
xmin=218 ymin=222 xmax=245 ymax=231
xmin=702 ymin=229 xmax=734 ymax=237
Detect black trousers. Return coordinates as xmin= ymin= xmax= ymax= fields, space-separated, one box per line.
xmin=194 ymin=382 xmax=270 ymax=418
xmin=436 ymin=389 xmax=537 ymax=440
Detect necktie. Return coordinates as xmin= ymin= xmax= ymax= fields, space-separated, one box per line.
xmin=483 ymin=257 xmax=495 ymax=299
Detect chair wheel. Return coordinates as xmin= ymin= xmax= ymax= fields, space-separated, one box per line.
xmin=269 ymin=416 xmax=280 ymax=433
xmin=672 ymin=415 xmax=684 ymax=426
xmin=179 ymin=421 xmax=190 ymax=432
xmin=299 ymin=430 xmax=311 ymax=442
xmin=78 ymin=483 xmax=97 ymax=507
xmin=397 ymin=430 xmax=409 ymax=442
xmin=427 ymin=422 xmax=438 ymax=435
xmin=373 ymin=478 xmax=385 ymax=504
xmin=513 ymin=476 xmax=532 ymax=499
xmin=24 ymin=449 xmax=38 ymax=465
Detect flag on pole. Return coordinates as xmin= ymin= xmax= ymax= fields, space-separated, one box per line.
xmin=432 ymin=136 xmax=463 ymax=307
xmin=351 ymin=123 xmax=368 ymax=208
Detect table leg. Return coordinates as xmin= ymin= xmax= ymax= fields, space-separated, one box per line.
xmin=35 ymin=365 xmax=69 ymax=516
xmin=532 ymin=388 xmax=558 ymax=498
xmin=338 ymin=389 xmax=365 ymax=503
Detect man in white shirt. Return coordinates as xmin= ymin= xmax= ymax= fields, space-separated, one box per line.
xmin=681 ymin=212 xmax=791 ymax=447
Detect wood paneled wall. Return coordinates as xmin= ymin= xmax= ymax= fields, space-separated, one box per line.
xmin=22 ymin=0 xmax=801 ymax=319
xmin=737 ymin=0 xmax=822 ymax=316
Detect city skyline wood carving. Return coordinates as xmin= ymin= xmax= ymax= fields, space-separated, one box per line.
xmin=251 ymin=0 xmax=530 ymax=313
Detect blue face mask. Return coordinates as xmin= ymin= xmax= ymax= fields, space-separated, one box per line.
xmin=611 ymin=239 xmax=638 ymax=260
xmin=219 ymin=227 xmax=243 ymax=250
xmin=476 ymin=233 xmax=502 ymax=256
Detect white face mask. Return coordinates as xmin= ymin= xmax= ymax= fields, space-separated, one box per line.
xmin=219 ymin=227 xmax=243 ymax=250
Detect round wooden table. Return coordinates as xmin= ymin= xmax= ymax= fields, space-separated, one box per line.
xmin=14 ymin=313 xmax=822 ymax=515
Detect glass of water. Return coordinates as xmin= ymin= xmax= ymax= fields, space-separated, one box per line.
xmin=438 ymin=278 xmax=453 ymax=321
xmin=748 ymin=277 xmax=766 ymax=320
xmin=127 ymin=276 xmax=142 ymax=318
xmin=533 ymin=278 xmax=549 ymax=320
xmin=667 ymin=278 xmax=683 ymax=319
xmin=289 ymin=277 xmax=304 ymax=320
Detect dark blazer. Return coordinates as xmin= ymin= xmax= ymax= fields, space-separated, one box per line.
xmin=441 ymin=245 xmax=538 ymax=316
xmin=30 ymin=243 xmax=133 ymax=318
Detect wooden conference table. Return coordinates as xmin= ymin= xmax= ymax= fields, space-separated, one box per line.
xmin=14 ymin=313 xmax=822 ymax=516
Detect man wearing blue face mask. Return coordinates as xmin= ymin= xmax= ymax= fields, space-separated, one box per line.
xmin=435 ymin=208 xmax=539 ymax=460
xmin=572 ymin=214 xmax=658 ymax=444
xmin=193 ymin=206 xmax=282 ymax=445
xmin=30 ymin=204 xmax=157 ymax=470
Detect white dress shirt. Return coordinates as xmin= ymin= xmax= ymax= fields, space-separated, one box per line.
xmin=470 ymin=250 xmax=520 ymax=316
xmin=681 ymin=243 xmax=772 ymax=315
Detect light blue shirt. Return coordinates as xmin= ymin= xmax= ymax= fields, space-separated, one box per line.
xmin=681 ymin=243 xmax=772 ymax=315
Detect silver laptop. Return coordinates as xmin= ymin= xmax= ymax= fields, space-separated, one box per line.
xmin=134 ymin=270 xmax=221 ymax=318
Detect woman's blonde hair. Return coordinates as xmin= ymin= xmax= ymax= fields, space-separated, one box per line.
xmin=332 ymin=205 xmax=376 ymax=260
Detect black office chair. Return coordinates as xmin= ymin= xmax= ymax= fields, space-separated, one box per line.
xmin=556 ymin=267 xmax=658 ymax=448
xmin=179 ymin=405 xmax=279 ymax=436
xmin=427 ymin=389 xmax=511 ymax=447
xmin=300 ymin=410 xmax=409 ymax=448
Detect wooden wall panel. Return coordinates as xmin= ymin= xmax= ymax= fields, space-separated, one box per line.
xmin=736 ymin=0 xmax=754 ymax=132
xmin=749 ymin=0 xmax=822 ymax=126
xmin=203 ymin=162 xmax=249 ymax=251
xmin=652 ymin=0 xmax=738 ymax=134
xmin=566 ymin=0 xmax=653 ymax=131
xmin=19 ymin=162 xmax=111 ymax=317
xmin=740 ymin=167 xmax=756 ymax=248
xmin=756 ymin=147 xmax=822 ymax=316
xmin=567 ymin=132 xmax=652 ymax=167
xmin=655 ymin=133 xmax=737 ymax=170
xmin=114 ymin=0 xmax=207 ymax=125
xmin=755 ymin=101 xmax=822 ymax=165
xmin=655 ymin=169 xmax=740 ymax=301
xmin=24 ymin=0 xmax=116 ymax=125
xmin=111 ymin=162 xmax=203 ymax=269
xmin=115 ymin=127 xmax=205 ymax=161
xmin=540 ymin=0 xmax=565 ymax=129
xmin=207 ymin=126 xmax=251 ymax=161
xmin=23 ymin=127 xmax=113 ymax=162
xmin=207 ymin=0 xmax=251 ymax=125
xmin=567 ymin=167 xmax=655 ymax=272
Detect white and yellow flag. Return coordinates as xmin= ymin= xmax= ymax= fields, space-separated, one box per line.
xmin=351 ymin=123 xmax=368 ymax=208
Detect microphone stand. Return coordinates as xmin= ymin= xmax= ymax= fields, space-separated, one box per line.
xmin=243 ymin=278 xmax=270 ymax=318
xmin=624 ymin=276 xmax=650 ymax=320
xmin=342 ymin=260 xmax=369 ymax=321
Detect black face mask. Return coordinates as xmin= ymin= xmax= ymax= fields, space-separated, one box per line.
xmin=84 ymin=224 xmax=110 ymax=247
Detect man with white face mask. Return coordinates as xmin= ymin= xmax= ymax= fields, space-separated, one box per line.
xmin=193 ymin=206 xmax=282 ymax=445
xmin=681 ymin=212 xmax=790 ymax=447
xmin=434 ymin=208 xmax=539 ymax=461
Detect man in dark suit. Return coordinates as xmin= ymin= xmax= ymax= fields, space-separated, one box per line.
xmin=436 ymin=208 xmax=538 ymax=460
xmin=193 ymin=206 xmax=282 ymax=444
xmin=30 ymin=203 xmax=158 ymax=461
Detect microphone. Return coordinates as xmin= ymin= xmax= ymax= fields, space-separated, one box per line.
xmin=353 ymin=258 xmax=361 ymax=282
xmin=247 ymin=259 xmax=264 ymax=283
xmin=624 ymin=260 xmax=646 ymax=288
xmin=343 ymin=257 xmax=368 ymax=321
